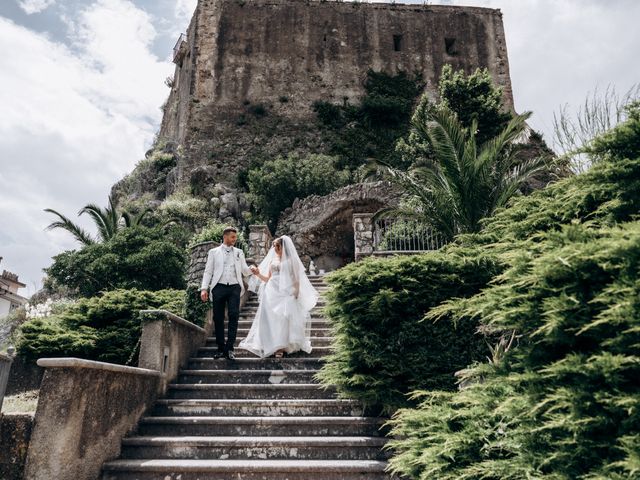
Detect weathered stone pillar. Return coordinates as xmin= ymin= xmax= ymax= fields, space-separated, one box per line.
xmin=353 ymin=213 xmax=374 ymax=261
xmin=0 ymin=352 xmax=13 ymax=412
xmin=187 ymin=241 xmax=218 ymax=286
xmin=248 ymin=225 xmax=273 ymax=263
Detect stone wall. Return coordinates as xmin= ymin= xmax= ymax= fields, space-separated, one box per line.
xmin=23 ymin=360 xmax=161 ymax=480
xmin=0 ymin=413 xmax=33 ymax=480
xmin=5 ymin=356 xmax=43 ymax=397
xmin=187 ymin=241 xmax=219 ymax=286
xmin=276 ymin=181 xmax=400 ymax=270
xmin=160 ymin=0 xmax=514 ymax=187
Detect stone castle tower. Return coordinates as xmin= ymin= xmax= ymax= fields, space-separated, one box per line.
xmin=158 ymin=0 xmax=514 ymax=190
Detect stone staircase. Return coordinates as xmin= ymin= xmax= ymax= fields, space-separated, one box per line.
xmin=101 ymin=275 xmax=394 ymax=480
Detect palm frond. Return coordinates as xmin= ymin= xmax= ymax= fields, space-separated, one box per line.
xmin=78 ymin=203 xmax=112 ymax=242
xmin=44 ymin=209 xmax=95 ymax=246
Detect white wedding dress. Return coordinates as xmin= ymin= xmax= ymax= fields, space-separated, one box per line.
xmin=239 ymin=236 xmax=318 ymax=358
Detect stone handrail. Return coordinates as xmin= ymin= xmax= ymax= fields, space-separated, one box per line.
xmin=138 ymin=309 xmax=208 ymax=393
xmin=22 ymin=309 xmax=206 ymax=480
xmin=0 ymin=352 xmax=13 ymax=412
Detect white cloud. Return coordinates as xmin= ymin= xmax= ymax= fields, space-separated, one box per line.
xmin=17 ymin=0 xmax=56 ymax=15
xmin=174 ymin=0 xmax=197 ymax=24
xmin=408 ymin=0 xmax=640 ymax=146
xmin=0 ymin=0 xmax=174 ymax=295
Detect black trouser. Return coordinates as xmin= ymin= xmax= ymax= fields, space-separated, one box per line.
xmin=211 ymin=283 xmax=241 ymax=353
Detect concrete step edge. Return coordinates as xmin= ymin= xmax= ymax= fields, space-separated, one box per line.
xmin=122 ymin=436 xmax=388 ymax=447
xmin=139 ymin=416 xmax=384 ymax=425
xmin=102 ymin=459 xmax=388 ymax=472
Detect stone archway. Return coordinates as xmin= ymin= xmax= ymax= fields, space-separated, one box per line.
xmin=275 ymin=182 xmax=400 ymax=271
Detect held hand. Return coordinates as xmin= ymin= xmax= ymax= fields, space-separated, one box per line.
xmin=200 ymin=290 xmax=209 ymax=302
xmin=251 ymin=266 xmax=260 ymax=276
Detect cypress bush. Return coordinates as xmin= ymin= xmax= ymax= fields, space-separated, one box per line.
xmin=17 ymin=288 xmax=184 ymax=365
xmin=388 ymin=223 xmax=640 ymax=479
xmin=316 ymin=246 xmax=501 ymax=410
xmin=318 ymin=103 xmax=640 ymax=420
xmin=385 ymin=103 xmax=640 ymax=478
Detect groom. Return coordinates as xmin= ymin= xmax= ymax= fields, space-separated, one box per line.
xmin=200 ymin=226 xmax=253 ymax=360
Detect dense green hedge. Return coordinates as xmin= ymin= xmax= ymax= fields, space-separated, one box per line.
xmin=316 ymin=246 xmax=501 ymax=410
xmin=319 ymin=104 xmax=640 ymax=419
xmin=17 ymin=289 xmax=184 ymax=365
xmin=388 ymin=222 xmax=640 ymax=479
xmin=384 ymin=105 xmax=640 ymax=478
xmin=45 ymin=226 xmax=187 ymax=297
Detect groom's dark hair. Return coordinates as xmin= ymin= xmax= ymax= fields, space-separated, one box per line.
xmin=223 ymin=226 xmax=237 ymax=236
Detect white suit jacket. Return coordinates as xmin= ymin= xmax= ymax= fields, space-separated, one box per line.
xmin=200 ymin=245 xmax=253 ymax=296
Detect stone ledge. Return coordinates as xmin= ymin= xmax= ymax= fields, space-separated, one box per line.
xmin=140 ymin=309 xmax=206 ymax=334
xmin=35 ymin=358 xmax=162 ymax=377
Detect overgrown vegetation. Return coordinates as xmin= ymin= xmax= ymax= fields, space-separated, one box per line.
xmin=316 ymin=247 xmax=500 ymax=410
xmin=396 ymin=65 xmax=515 ymax=168
xmin=320 ymin=100 xmax=640 ymax=424
xmin=44 ymin=226 xmax=187 ymax=297
xmin=376 ymin=106 xmax=548 ymax=241
xmin=314 ymin=70 xmax=424 ymax=171
xmin=246 ymin=153 xmax=349 ymax=230
xmin=17 ymin=289 xmax=184 ymax=365
xmin=379 ymin=104 xmax=640 ymax=478
xmin=188 ymin=219 xmax=247 ymax=252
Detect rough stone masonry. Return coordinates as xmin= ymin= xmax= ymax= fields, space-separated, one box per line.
xmin=159 ymin=0 xmax=514 ymax=188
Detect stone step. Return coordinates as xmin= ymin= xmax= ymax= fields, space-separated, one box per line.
xmin=150 ymin=399 xmax=367 ymax=417
xmin=136 ymin=416 xmax=386 ymax=437
xmin=119 ymin=435 xmax=389 ymax=461
xmin=236 ymin=319 xmax=330 ymax=329
xmin=187 ymin=357 xmax=324 ymax=370
xmin=195 ymin=346 xmax=333 ymax=358
xmin=178 ymin=369 xmax=319 ymax=384
xmin=167 ymin=383 xmax=336 ymax=400
xmin=206 ymin=336 xmax=334 ymax=349
xmin=239 ymin=311 xmax=327 ymax=318
xmin=244 ymin=300 xmax=327 ymax=307
xmin=101 ymin=459 xmax=392 ymax=480
xmin=236 ymin=327 xmax=333 ymax=337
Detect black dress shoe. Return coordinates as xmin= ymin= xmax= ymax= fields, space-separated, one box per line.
xmin=225 ymin=350 xmax=236 ymax=361
xmin=213 ymin=351 xmax=225 ymax=359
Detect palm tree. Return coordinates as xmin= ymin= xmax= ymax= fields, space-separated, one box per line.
xmin=376 ymin=106 xmax=549 ymax=241
xmin=45 ymin=195 xmax=152 ymax=245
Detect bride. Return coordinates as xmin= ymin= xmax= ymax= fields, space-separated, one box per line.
xmin=239 ymin=235 xmax=319 ymax=358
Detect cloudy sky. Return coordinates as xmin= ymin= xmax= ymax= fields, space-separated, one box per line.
xmin=0 ymin=0 xmax=638 ymax=296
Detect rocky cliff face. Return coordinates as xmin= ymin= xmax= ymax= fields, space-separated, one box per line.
xmin=113 ymin=0 xmax=515 ymax=226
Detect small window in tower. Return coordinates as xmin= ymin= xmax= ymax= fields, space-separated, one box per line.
xmin=393 ymin=34 xmax=403 ymax=52
xmin=445 ymin=37 xmax=458 ymax=56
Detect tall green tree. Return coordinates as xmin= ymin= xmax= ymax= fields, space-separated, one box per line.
xmin=378 ymin=106 xmax=547 ymax=240
xmin=247 ymin=153 xmax=349 ymax=230
xmin=45 ymin=195 xmax=151 ymax=245
xmin=397 ymin=65 xmax=514 ymax=168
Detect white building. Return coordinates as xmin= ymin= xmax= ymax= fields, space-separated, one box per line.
xmin=0 ymin=257 xmax=27 ymax=318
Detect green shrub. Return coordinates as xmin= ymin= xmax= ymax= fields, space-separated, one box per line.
xmin=45 ymin=226 xmax=186 ymax=297
xmin=158 ymin=190 xmax=211 ymax=230
xmin=17 ymin=289 xmax=184 ymax=365
xmin=314 ymin=70 xmax=424 ymax=171
xmin=247 ymin=153 xmax=349 ymax=230
xmin=396 ymin=65 xmax=514 ymax=168
xmin=319 ymin=108 xmax=640 ymax=417
xmin=184 ymin=284 xmax=210 ymax=327
xmin=188 ymin=220 xmax=247 ymax=253
xmin=381 ymin=100 xmax=640 ymax=479
xmin=316 ymin=247 xmax=500 ymax=410
xmin=388 ymin=223 xmax=640 ymax=479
